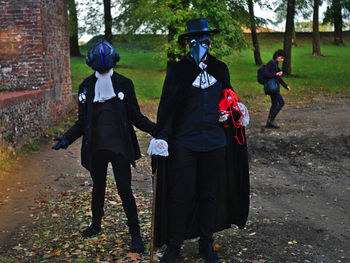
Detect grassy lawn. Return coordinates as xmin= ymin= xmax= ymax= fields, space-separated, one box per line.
xmin=71 ymin=33 xmax=350 ymax=111
xmin=227 ymin=35 xmax=350 ymax=111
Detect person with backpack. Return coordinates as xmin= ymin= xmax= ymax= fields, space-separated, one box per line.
xmin=52 ymin=39 xmax=155 ymax=253
xmin=263 ymin=49 xmax=291 ymax=128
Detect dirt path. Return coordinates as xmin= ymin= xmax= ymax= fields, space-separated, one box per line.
xmin=0 ymin=97 xmax=349 ymax=262
xmin=0 ymin=138 xmax=88 ymax=246
xmin=244 ymin=97 xmax=350 ymax=262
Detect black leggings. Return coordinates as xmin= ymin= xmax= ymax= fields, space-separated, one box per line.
xmin=90 ymin=150 xmax=138 ymax=228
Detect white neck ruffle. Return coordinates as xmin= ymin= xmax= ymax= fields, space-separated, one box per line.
xmin=94 ymin=68 xmax=115 ymax=103
xmin=192 ymin=62 xmax=217 ymax=89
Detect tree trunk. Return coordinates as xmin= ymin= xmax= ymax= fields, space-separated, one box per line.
xmin=333 ymin=0 xmax=344 ymax=45
xmin=247 ymin=0 xmax=263 ymax=65
xmin=68 ymin=0 xmax=81 ymax=57
xmin=103 ymin=0 xmax=113 ymax=42
xmin=312 ymin=0 xmax=322 ymax=56
xmin=283 ymin=0 xmax=295 ymax=76
xmin=292 ymin=25 xmax=297 ymax=46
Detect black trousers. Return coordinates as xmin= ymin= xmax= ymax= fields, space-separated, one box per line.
xmin=167 ymin=143 xmax=226 ymax=247
xmin=90 ymin=150 xmax=139 ymax=229
xmin=268 ymin=91 xmax=285 ymax=119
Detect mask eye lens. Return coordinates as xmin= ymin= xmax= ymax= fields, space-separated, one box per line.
xmin=189 ymin=39 xmax=197 ymax=48
xmin=200 ymin=40 xmax=210 ymax=47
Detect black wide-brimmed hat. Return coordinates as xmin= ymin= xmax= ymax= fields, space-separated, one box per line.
xmin=178 ymin=18 xmax=219 ymax=44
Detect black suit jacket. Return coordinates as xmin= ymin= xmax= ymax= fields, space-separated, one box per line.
xmin=64 ymin=71 xmax=155 ymax=170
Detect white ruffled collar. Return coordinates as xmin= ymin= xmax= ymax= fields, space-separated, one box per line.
xmin=94 ymin=68 xmax=115 ymax=103
xmin=192 ymin=62 xmax=217 ymax=89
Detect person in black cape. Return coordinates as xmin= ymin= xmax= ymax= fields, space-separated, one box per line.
xmin=148 ymin=18 xmax=250 ymax=263
xmin=52 ymin=39 xmax=155 ymax=253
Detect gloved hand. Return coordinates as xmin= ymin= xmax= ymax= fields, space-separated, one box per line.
xmin=52 ymin=136 xmax=68 ymax=150
xmin=147 ymin=138 xmax=169 ymax=157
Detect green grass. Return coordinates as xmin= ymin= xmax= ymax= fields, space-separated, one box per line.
xmin=226 ymin=34 xmax=350 ymax=110
xmin=71 ymin=33 xmax=350 ymax=108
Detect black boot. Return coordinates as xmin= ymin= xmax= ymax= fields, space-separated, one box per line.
xmin=266 ymin=117 xmax=280 ymax=128
xmin=199 ymin=242 xmax=220 ymax=263
xmin=82 ymin=223 xmax=101 ymax=237
xmin=160 ymin=245 xmax=180 ymax=263
xmin=129 ymin=225 xmax=145 ymax=253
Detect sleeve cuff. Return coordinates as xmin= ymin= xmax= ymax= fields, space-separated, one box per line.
xmin=147 ymin=138 xmax=169 ymax=157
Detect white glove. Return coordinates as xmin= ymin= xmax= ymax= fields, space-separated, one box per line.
xmin=219 ymin=111 xmax=229 ymax=122
xmin=147 ymin=138 xmax=169 ymax=157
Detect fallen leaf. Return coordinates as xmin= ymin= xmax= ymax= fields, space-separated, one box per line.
xmin=126 ymin=252 xmax=140 ymax=261
xmin=12 ymin=246 xmax=23 ymax=250
xmin=213 ymin=243 xmax=221 ymax=251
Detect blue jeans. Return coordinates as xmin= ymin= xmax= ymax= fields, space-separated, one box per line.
xmin=264 ymin=79 xmax=279 ymax=95
xmin=268 ymin=91 xmax=285 ymax=119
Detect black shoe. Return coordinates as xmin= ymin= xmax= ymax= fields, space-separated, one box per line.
xmin=199 ymin=243 xmax=221 ymax=263
xmin=266 ymin=118 xmax=280 ymax=128
xmin=82 ymin=224 xmax=101 ymax=237
xmin=160 ymin=246 xmax=180 ymax=263
xmin=131 ymin=235 xmax=145 ymax=253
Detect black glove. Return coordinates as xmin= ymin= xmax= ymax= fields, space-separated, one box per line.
xmin=52 ymin=136 xmax=68 ymax=150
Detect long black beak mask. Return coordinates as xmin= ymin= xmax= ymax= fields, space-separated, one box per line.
xmin=189 ymin=35 xmax=211 ymax=66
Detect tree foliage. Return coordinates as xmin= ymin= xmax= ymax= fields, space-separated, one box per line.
xmin=323 ymin=0 xmax=350 ymax=25
xmin=272 ymin=0 xmax=313 ymax=24
xmin=114 ymin=0 xmax=247 ymax=62
xmin=323 ymin=0 xmax=349 ymax=45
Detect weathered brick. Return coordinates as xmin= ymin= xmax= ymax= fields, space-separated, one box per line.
xmin=0 ymin=0 xmax=73 ymax=148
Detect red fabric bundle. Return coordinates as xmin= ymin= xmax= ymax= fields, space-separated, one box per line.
xmin=218 ymin=88 xmax=245 ymax=145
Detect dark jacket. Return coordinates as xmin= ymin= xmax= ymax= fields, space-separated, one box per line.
xmin=155 ymin=54 xmax=231 ymax=141
xmin=64 ymin=71 xmax=155 ymax=170
xmin=263 ymin=59 xmax=288 ymax=89
xmin=153 ymin=54 xmax=250 ymax=247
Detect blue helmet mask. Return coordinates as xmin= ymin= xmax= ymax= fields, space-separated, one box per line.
xmin=189 ymin=35 xmax=211 ymax=66
xmin=86 ymin=39 xmax=120 ymax=73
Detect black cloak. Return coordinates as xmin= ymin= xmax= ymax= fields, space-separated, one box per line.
xmin=153 ymin=54 xmax=250 ymax=247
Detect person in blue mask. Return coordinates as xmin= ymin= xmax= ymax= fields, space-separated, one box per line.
xmin=148 ymin=18 xmax=250 ymax=263
xmin=52 ymin=39 xmax=155 ymax=253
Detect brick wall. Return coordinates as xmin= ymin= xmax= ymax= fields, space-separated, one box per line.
xmin=0 ymin=0 xmax=72 ymax=148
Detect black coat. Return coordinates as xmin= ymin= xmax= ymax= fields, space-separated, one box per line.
xmin=64 ymin=71 xmax=155 ymax=170
xmin=153 ymin=54 xmax=250 ymax=247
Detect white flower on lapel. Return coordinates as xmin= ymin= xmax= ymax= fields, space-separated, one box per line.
xmin=118 ymin=92 xmax=124 ymax=100
xmin=78 ymin=92 xmax=86 ymax=103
